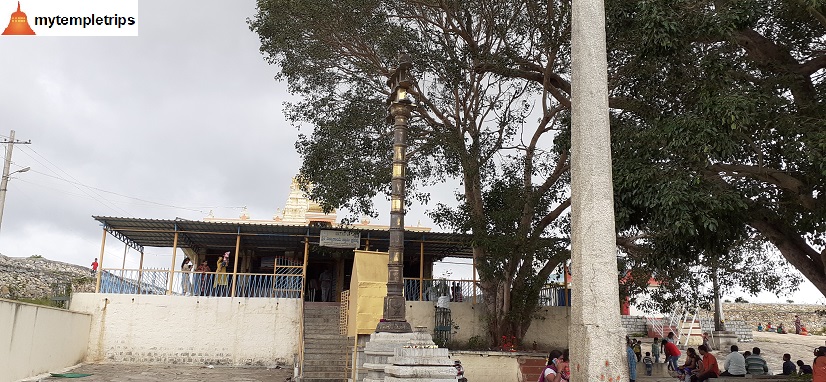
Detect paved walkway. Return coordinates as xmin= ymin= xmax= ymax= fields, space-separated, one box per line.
xmin=27 ymin=363 xmax=292 ymax=382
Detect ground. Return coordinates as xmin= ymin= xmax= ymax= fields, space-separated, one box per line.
xmin=740 ymin=331 xmax=824 ymax=372
xmin=26 ymin=364 xmax=293 ymax=382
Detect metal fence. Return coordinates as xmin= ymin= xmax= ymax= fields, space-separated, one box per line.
xmin=99 ymin=267 xmax=303 ymax=298
xmin=403 ymin=278 xmax=568 ymax=306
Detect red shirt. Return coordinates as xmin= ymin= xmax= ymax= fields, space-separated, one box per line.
xmin=92 ymin=261 xmax=98 ymax=270
xmin=701 ymin=352 xmax=720 ymax=376
xmin=664 ymin=341 xmax=681 ymax=357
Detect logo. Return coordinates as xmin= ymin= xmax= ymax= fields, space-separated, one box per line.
xmin=2 ymin=2 xmax=35 ymax=35
xmin=0 ymin=0 xmax=138 ymax=37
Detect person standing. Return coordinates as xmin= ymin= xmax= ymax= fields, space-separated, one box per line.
xmin=643 ymin=352 xmax=654 ymax=376
xmin=721 ymin=345 xmax=746 ymax=377
xmin=633 ymin=339 xmax=642 ymax=362
xmin=319 ymin=268 xmax=333 ymax=302
xmin=91 ymin=258 xmax=98 ymax=277
xmin=795 ymin=315 xmax=803 ymax=335
xmin=627 ymin=339 xmax=638 ymax=382
xmin=664 ymin=338 xmax=682 ymax=371
xmin=213 ymin=252 xmax=229 ymax=296
xmin=180 ymin=257 xmax=193 ymax=296
xmin=651 ymin=337 xmax=661 ymax=363
xmin=814 ymin=346 xmax=826 ymax=382
xmin=195 ymin=260 xmax=210 ymax=296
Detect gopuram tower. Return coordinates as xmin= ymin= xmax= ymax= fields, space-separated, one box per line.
xmin=3 ymin=2 xmax=35 ymax=35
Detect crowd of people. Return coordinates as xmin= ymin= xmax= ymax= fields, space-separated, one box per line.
xmin=625 ymin=330 xmax=826 ymax=381
xmin=757 ymin=315 xmax=810 ymax=335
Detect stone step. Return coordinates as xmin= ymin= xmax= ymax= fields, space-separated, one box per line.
xmin=304 ymin=353 xmax=349 ymax=361
xmin=302 ymin=371 xmax=349 ymax=379
xmin=303 ymin=359 xmax=348 ymax=366
xmin=301 ymin=379 xmax=348 ymax=382
xmin=304 ymin=332 xmax=345 ymax=338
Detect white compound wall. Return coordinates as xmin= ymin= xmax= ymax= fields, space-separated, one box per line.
xmin=70 ymin=293 xmax=300 ymax=366
xmin=0 ymin=299 xmax=91 ymax=382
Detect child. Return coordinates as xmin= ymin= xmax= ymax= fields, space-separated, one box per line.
xmin=643 ymin=351 xmax=653 ymax=376
xmin=633 ymin=339 xmax=642 ymax=362
xmin=652 ymin=337 xmax=660 ymax=363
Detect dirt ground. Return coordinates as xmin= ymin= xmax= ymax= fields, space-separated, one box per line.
xmin=740 ymin=331 xmax=825 ymax=372
xmin=24 ymin=363 xmax=293 ymax=382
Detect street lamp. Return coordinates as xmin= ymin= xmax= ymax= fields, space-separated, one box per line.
xmin=375 ymin=52 xmax=414 ymax=334
xmin=0 ymin=166 xmax=31 ymax=236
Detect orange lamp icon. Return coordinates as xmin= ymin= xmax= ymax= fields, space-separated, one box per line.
xmin=2 ymin=2 xmax=35 ymax=35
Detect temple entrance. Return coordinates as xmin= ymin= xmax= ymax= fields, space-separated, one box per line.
xmin=305 ymin=260 xmax=337 ymax=302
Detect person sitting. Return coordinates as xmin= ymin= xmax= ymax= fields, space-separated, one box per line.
xmin=766 ymin=322 xmax=775 ymax=332
xmin=777 ymin=323 xmax=786 ymax=334
xmin=745 ymin=347 xmax=769 ymax=375
xmin=678 ymin=348 xmax=701 ymax=380
xmin=801 ymin=326 xmax=809 ymax=336
xmin=721 ymin=345 xmax=746 ymax=377
xmin=798 ymin=360 xmax=813 ymax=375
xmin=780 ymin=353 xmax=797 ymax=375
xmin=757 ymin=322 xmax=764 ymax=331
xmin=692 ymin=345 xmax=720 ymax=382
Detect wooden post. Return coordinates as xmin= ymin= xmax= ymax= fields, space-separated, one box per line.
xmin=563 ymin=263 xmax=569 ymax=307
xmin=119 ymin=242 xmax=128 ymax=293
xmin=472 ymin=251 xmax=477 ymax=304
xmin=95 ymin=227 xmax=107 ymax=293
xmin=138 ymin=249 xmax=145 ymax=295
xmin=298 ymin=236 xmax=310 ymax=377
xmin=301 ymin=237 xmax=309 ymax=301
xmin=167 ymin=231 xmax=179 ymax=295
xmin=231 ymin=232 xmax=241 ymax=297
xmin=419 ymin=241 xmax=424 ymax=301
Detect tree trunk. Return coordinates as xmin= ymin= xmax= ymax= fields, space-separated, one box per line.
xmin=749 ymin=213 xmax=826 ymax=298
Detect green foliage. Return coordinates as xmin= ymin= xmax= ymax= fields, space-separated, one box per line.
xmin=28 ymin=254 xmax=43 ymax=259
xmin=250 ymin=0 xmax=573 ymax=345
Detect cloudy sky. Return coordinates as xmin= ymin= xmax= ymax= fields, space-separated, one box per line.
xmin=0 ymin=0 xmax=820 ymax=304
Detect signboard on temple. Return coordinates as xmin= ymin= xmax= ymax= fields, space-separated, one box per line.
xmin=319 ymin=230 xmax=361 ymax=248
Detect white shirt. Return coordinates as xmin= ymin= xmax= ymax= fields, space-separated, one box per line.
xmin=724 ymin=351 xmax=747 ymax=375
xmin=543 ymin=366 xmax=558 ymax=380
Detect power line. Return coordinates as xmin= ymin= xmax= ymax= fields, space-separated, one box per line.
xmin=14 ymin=147 xmax=242 ymax=214
xmin=15 ymin=146 xmax=131 ymax=216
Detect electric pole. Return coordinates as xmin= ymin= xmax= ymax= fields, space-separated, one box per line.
xmin=0 ymin=130 xmax=32 ymax=236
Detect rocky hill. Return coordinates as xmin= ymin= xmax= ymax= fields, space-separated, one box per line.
xmin=0 ymin=254 xmax=95 ymax=300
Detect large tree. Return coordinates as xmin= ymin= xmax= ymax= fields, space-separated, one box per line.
xmin=470 ymin=0 xmax=826 ymax=300
xmin=604 ymin=0 xmax=826 ymax=299
xmin=250 ymin=0 xmax=573 ymax=346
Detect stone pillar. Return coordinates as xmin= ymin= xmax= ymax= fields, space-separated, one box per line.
xmin=570 ymin=0 xmax=626 ymax=381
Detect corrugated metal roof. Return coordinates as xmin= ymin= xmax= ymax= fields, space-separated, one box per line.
xmin=93 ymin=216 xmax=474 ymax=258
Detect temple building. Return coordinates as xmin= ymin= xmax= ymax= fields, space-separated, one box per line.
xmin=93 ymin=177 xmax=464 ymax=303
xmin=2 ymin=2 xmax=35 ymax=35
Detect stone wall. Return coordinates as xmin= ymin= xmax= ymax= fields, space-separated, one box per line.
xmin=621 ymin=315 xmax=648 ymax=335
xmin=70 ymin=293 xmax=300 ymax=366
xmin=718 ymin=303 xmax=825 ymax=332
xmin=699 ymin=318 xmax=753 ymax=341
xmin=0 ymin=255 xmax=95 ymax=300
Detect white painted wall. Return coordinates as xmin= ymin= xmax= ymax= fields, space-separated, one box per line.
xmin=0 ymin=299 xmax=91 ymax=382
xmin=406 ymin=301 xmax=569 ymax=350
xmin=70 ymin=293 xmax=300 ymax=366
